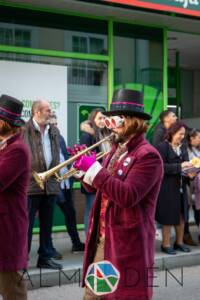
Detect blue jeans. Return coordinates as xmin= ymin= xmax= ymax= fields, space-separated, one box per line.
xmin=84 ymin=194 xmax=96 ymax=234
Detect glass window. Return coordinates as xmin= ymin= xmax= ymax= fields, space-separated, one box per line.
xmin=0 ymin=6 xmax=108 ymax=54
xmin=72 ymin=36 xmax=88 ymax=53
xmin=181 ymin=69 xmax=200 ymax=119
xmin=114 ymin=23 xmax=163 ymax=90
xmin=90 ymin=37 xmax=105 ymax=54
xmin=15 ymin=29 xmax=31 ymax=47
xmin=0 ymin=26 xmax=31 ymax=47
xmin=0 ymin=28 xmax=12 ymax=45
xmin=168 ymin=32 xmax=200 ymax=121
xmin=0 ymin=52 xmax=108 ymax=146
xmin=114 ymin=22 xmax=164 ymax=141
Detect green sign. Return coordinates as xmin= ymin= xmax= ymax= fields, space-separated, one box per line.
xmin=104 ymin=0 xmax=200 ymax=17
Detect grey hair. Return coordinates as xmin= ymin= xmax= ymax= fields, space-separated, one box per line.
xmin=31 ymin=100 xmax=44 ymax=116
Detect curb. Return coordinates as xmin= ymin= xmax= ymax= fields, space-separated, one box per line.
xmin=27 ymin=249 xmax=200 ymax=289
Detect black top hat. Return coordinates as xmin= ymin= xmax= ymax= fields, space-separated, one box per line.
xmin=0 ymin=94 xmax=25 ymax=127
xmin=103 ymin=89 xmax=151 ymax=120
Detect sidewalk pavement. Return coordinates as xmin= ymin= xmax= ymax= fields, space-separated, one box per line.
xmin=27 ymin=227 xmax=200 ymax=290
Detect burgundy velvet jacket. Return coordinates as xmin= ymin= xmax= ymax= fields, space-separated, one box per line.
xmin=0 ymin=134 xmax=31 ymax=271
xmin=82 ymin=134 xmax=163 ymax=300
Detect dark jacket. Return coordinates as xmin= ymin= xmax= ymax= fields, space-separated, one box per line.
xmin=0 ymin=134 xmax=31 ymax=271
xmin=80 ymin=121 xmax=99 ymax=152
xmin=155 ymin=141 xmax=189 ymax=225
xmin=23 ymin=118 xmax=60 ymax=195
xmin=59 ymin=134 xmax=73 ymax=190
xmin=152 ymin=122 xmax=166 ymax=146
xmin=60 ymin=134 xmax=69 ymax=160
xmin=82 ymin=135 xmax=163 ymax=300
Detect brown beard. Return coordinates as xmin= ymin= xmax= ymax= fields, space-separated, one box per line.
xmin=113 ymin=132 xmax=132 ymax=143
xmin=113 ymin=133 xmax=124 ymax=143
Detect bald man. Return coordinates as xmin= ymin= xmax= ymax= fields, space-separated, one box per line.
xmin=24 ymin=100 xmax=62 ymax=270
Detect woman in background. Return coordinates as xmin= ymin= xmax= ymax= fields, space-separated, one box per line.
xmin=156 ymin=121 xmax=193 ymax=255
xmin=80 ymin=108 xmax=111 ymax=233
xmin=184 ymin=129 xmax=200 ymax=244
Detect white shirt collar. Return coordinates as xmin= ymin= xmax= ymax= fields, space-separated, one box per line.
xmin=32 ymin=118 xmax=50 ymax=133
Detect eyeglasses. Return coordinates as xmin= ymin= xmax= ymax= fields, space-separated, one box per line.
xmin=104 ymin=116 xmax=124 ymax=129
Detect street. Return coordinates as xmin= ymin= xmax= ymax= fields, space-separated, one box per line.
xmin=27 ymin=265 xmax=200 ymax=300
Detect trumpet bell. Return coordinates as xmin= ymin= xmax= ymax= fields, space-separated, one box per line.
xmin=32 ymin=171 xmax=45 ymax=190
xmin=32 ymin=133 xmax=114 ymax=188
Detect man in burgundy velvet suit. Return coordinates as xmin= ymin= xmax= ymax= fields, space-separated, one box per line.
xmin=74 ymin=89 xmax=164 ymax=300
xmin=0 ymin=95 xmax=31 ymax=300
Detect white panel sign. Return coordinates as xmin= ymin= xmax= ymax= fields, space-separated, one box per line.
xmin=0 ymin=60 xmax=68 ymax=140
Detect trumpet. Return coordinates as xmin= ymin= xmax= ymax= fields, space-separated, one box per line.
xmin=59 ymin=150 xmax=109 ymax=181
xmin=32 ymin=133 xmax=113 ymax=190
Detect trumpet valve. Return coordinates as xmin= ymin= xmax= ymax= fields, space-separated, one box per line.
xmin=54 ymin=172 xmax=63 ymax=182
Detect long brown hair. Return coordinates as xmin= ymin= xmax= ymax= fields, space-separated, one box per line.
xmin=89 ymin=108 xmax=111 ymax=139
xmin=0 ymin=119 xmax=21 ymax=136
xmin=124 ymin=116 xmax=149 ymax=137
xmin=89 ymin=108 xmax=104 ymax=128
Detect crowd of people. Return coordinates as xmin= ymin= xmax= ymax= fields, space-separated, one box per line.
xmin=153 ymin=110 xmax=200 ymax=255
xmin=0 ymin=90 xmax=200 ymax=299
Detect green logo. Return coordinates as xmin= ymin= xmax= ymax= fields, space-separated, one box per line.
xmin=85 ymin=260 xmax=120 ymax=296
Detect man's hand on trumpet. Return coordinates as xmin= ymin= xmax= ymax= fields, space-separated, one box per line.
xmin=66 ymin=144 xmax=97 ymax=178
xmin=32 ymin=134 xmax=112 ymax=188
xmin=73 ymin=152 xmax=97 ymax=172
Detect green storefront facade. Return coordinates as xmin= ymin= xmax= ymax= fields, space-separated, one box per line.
xmin=0 ymin=0 xmax=200 ymax=230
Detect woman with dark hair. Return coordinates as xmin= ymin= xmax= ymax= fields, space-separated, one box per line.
xmin=80 ymin=108 xmax=111 ymax=233
xmin=156 ymin=121 xmax=193 ymax=254
xmin=187 ymin=128 xmax=200 ymax=160
xmin=184 ymin=129 xmax=200 ymax=244
xmin=81 ymin=108 xmax=111 ymax=151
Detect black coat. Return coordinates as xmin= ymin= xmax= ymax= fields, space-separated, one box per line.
xmin=155 ymin=141 xmax=189 ymax=225
xmin=152 ymin=122 xmax=166 ymax=146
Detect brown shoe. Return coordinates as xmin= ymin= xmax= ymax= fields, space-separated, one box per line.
xmin=183 ymin=234 xmax=198 ymax=246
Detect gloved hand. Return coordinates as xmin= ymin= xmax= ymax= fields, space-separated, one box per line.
xmin=73 ymin=153 xmax=96 ymax=172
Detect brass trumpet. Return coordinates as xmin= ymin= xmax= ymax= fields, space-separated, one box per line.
xmin=60 ymin=150 xmax=109 ymax=181
xmin=32 ymin=133 xmax=113 ymax=190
